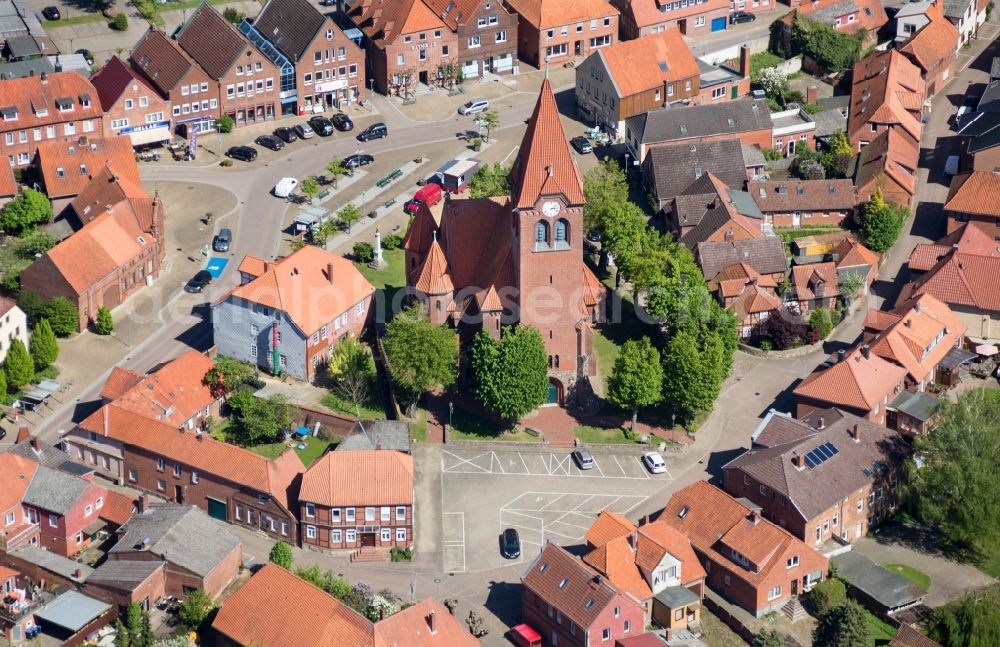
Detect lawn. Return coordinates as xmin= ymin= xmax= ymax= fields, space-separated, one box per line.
xmin=443 ymin=406 xmax=541 ymax=442
xmin=43 ymin=13 xmax=105 ymax=28
xmin=248 ymin=436 xmax=337 ymax=467
xmin=321 ymin=387 xmax=386 ymax=420
xmin=573 ymin=425 xmax=637 ymax=444
xmin=749 ymin=51 xmax=786 ymax=81
xmin=592 ymin=271 xmax=655 ymax=383
xmin=884 ymin=564 xmax=931 ymax=593
xmin=698 ymin=610 xmax=746 ymax=647
xmin=354 ymin=247 xmax=406 ymax=322
xmin=248 ymin=442 xmax=287 ymax=460
xmin=864 ymin=609 xmax=897 ymax=645
xmin=977 ymin=541 xmax=1000 ymax=579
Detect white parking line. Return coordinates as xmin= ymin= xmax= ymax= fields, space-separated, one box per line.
xmin=540 ymin=494 xmax=567 ymax=511
xmin=443 ymin=511 xmax=466 ymax=573
xmin=612 ymin=454 xmax=627 ymax=478
xmin=518 ymin=452 xmax=530 ymax=473
xmin=442 ymin=450 xmax=491 ymax=473
xmin=491 ymin=452 xmax=505 ymax=474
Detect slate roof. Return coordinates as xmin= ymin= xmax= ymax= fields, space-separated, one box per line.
xmin=724 ymin=409 xmax=908 ymax=520
xmin=696 ymin=237 xmax=787 ymax=280
xmin=337 ymin=420 xmax=412 ymax=453
xmin=645 ymin=139 xmax=750 ymax=209
xmin=749 ymin=179 xmax=856 ymax=213
xmin=9 ymin=545 xmax=92 ymax=581
xmin=794 ymin=346 xmax=907 ymax=411
xmin=7 ymin=436 xmax=74 ymax=469
xmin=832 ymin=551 xmax=925 ymax=610
xmin=109 ymin=504 xmax=241 ymax=578
xmin=86 ymin=560 xmax=163 ymax=590
xmin=522 ymin=543 xmax=627 ymax=629
xmin=22 ymin=464 xmax=92 ymax=516
xmin=627 ymin=98 xmax=773 ymax=146
xmin=176 ymin=3 xmax=248 ymax=80
xmin=301 ymin=450 xmax=413 ymax=507
xmin=811 ymin=108 xmax=849 ymax=139
xmin=254 ymin=0 xmax=327 ymax=62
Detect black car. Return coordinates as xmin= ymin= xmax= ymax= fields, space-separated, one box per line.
xmin=309 ymin=116 xmax=335 ymax=136
xmin=357 ymin=122 xmax=388 ymax=141
xmin=184 ymin=270 xmax=213 ymax=294
xmin=730 ymin=10 xmax=756 ymax=23
xmin=331 ymin=113 xmax=354 ymax=131
xmin=226 ymin=145 xmax=257 ymax=162
xmin=570 ymin=136 xmax=593 ymax=154
xmin=212 ymin=228 xmax=233 ymax=252
xmin=41 ymin=6 xmax=60 ymax=20
xmin=273 ymin=126 xmax=298 ymax=143
xmin=255 ymin=134 xmax=284 ymax=151
xmin=343 ymin=153 xmax=374 ymax=168
xmin=501 ymin=528 xmax=521 ymax=559
xmin=76 ymin=49 xmax=94 ymax=65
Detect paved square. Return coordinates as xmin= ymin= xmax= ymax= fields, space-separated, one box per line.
xmin=442 ymin=449 xmax=669 ymax=480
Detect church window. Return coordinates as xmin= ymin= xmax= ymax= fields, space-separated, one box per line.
xmin=555 ymin=355 xmax=560 ymax=368
xmin=436 ymin=300 xmax=441 ymax=311
xmin=548 ymin=355 xmax=553 ymax=367
xmin=535 ymin=220 xmax=549 ymax=249
xmin=554 ymin=219 xmax=569 ymax=248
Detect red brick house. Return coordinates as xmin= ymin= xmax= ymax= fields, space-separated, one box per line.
xmin=403 ymin=80 xmax=606 ymax=406
xmin=91 ymin=56 xmax=172 ymax=146
xmin=724 ymin=409 xmax=909 ymax=547
xmin=176 ymin=4 xmax=281 ymax=128
xmin=781 ymin=0 xmax=887 ymax=52
xmin=66 ymin=404 xmax=305 ymax=544
xmin=790 ymin=261 xmax=839 ymax=313
xmin=661 ymin=481 xmax=829 ymax=616
xmin=854 ymin=126 xmax=920 ymax=208
xmin=0 ymin=453 xmax=40 ymax=553
xmin=0 ymin=71 xmax=103 ymax=168
xmin=424 ymin=0 xmax=520 ymax=78
xmin=19 ymin=165 xmax=165 ymax=332
xmin=299 ymin=450 xmax=414 ymax=554
xmin=611 ymin=0 xmax=732 ymax=40
xmin=847 ymin=50 xmax=925 ymax=152
xmin=20 ymin=463 xmax=108 ymax=558
xmin=898 ymin=2 xmax=960 ymax=96
xmin=522 ymin=542 xmax=646 ymax=646
xmin=748 ymin=179 xmax=856 ymax=229
xmin=672 ymin=173 xmax=765 ymax=248
xmin=794 ymin=346 xmax=908 ymax=425
xmin=34 ymin=135 xmax=140 ymax=207
xmin=706 ymin=263 xmax=783 ymax=340
xmin=504 ymin=0 xmax=618 ymax=68
xmin=945 ymin=171 xmax=1000 ymax=237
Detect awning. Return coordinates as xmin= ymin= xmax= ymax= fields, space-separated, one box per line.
xmin=889 ymin=390 xmax=939 ymax=422
xmin=976 ymin=343 xmax=998 ymax=356
xmin=82 ymin=519 xmax=106 ymax=536
xmin=127 ymin=125 xmax=171 ymax=147
xmin=939 ymin=346 xmax=977 ymax=370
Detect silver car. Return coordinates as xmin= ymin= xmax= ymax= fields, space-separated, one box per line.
xmin=572 ymin=448 xmax=594 ymax=470
xmin=458 ymin=98 xmax=489 ymax=115
xmin=295 ymin=122 xmax=315 ymax=139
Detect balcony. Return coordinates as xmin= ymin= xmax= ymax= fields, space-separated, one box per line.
xmin=0 ymin=522 xmax=39 ymax=552
xmin=0 ymin=590 xmax=50 ymax=624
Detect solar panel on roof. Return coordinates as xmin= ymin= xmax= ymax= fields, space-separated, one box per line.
xmin=805 ymin=454 xmax=818 ymax=468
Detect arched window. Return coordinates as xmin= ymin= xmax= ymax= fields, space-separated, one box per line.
xmin=554 ymin=355 xmax=560 ymax=368
xmin=435 ymin=300 xmax=441 ymax=311
xmin=535 ymin=220 xmax=549 ymax=250
xmin=548 ymin=355 xmax=553 ymax=368
xmin=554 ymin=219 xmax=569 ymax=249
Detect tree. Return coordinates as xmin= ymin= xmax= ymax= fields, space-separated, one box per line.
xmin=269 ymin=540 xmax=293 ymax=569
xmin=812 ymin=600 xmax=871 ymax=647
xmin=838 ymin=271 xmax=865 ymax=301
xmin=4 ymin=338 xmax=33 ymax=389
xmin=217 ymin=115 xmax=234 ymax=134
xmin=479 ymin=110 xmax=499 ymax=142
xmin=607 ymin=337 xmax=663 ymax=432
xmin=113 ymin=602 xmax=153 ymax=647
xmin=859 ymin=188 xmax=909 ymax=253
xmin=338 ymin=203 xmax=363 ymax=233
xmin=829 ymin=129 xmax=853 ymax=157
xmin=0 ymin=189 xmax=52 ymax=236
xmin=353 ymin=242 xmax=374 ymax=263
xmin=326 ymin=159 xmax=348 ymax=187
xmin=791 ymin=17 xmax=863 ymax=73
xmin=222 ymin=6 xmax=245 ymax=24
xmin=95 ymin=306 xmax=114 ymax=335
xmin=226 ymin=391 xmax=291 ymax=446
xmin=469 ymin=162 xmax=511 ymax=198
xmin=177 ymin=589 xmax=213 ymax=630
xmin=798 ymin=158 xmax=826 ymax=180
xmin=662 ymin=329 xmax=721 ymax=423
xmin=29 ymin=318 xmax=58 ymax=370
xmin=299 ymin=176 xmax=320 ymax=204
xmin=0 ymin=369 xmax=8 ymax=403
xmin=752 ymin=629 xmax=787 ymax=647
xmin=601 ymin=202 xmax=648 ymax=287
xmin=808 ymin=577 xmax=847 ymax=616
xmin=761 ymin=308 xmax=806 ymax=350
xmin=17 ymin=292 xmax=46 ymax=325
xmin=382 ymin=306 xmax=457 ymax=409
xmin=470 ymin=326 xmax=548 ymax=424
xmin=807 ymin=307 xmax=836 ymax=340
xmin=203 ymin=357 xmax=255 ymax=397
xmin=906 ymin=388 xmax=1000 ymax=549
xmin=928 ymin=586 xmax=1000 ymax=647
xmin=327 ymin=337 xmax=376 ymax=415
xmin=111 ymin=12 xmax=128 ymax=31
xmin=757 ymin=67 xmax=788 ymax=100
xmin=44 ymin=296 xmax=79 ymax=336
xmin=583 ymin=158 xmax=629 ymax=233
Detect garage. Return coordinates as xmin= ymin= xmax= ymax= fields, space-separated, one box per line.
xmin=206 ymin=497 xmax=228 ymax=521
xmin=711 ymin=17 xmax=727 ymax=31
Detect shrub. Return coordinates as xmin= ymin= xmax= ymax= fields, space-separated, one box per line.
xmin=472 ymin=138 xmax=482 ymax=151
xmin=29 ymin=318 xmax=58 ymax=369
xmin=268 ymin=541 xmax=293 ymax=569
xmin=758 ymin=339 xmax=773 ymax=352
xmin=4 ymin=339 xmax=33 ymax=389
xmin=222 ymin=6 xmax=245 ymax=24
xmin=389 ymin=547 xmax=413 ymax=562
xmin=809 ymin=577 xmax=846 ymax=616
xmin=111 ymin=12 xmax=128 ymax=30
xmin=177 ymin=589 xmax=212 ymax=630
xmin=381 ymin=233 xmax=403 ymax=250
xmin=353 ymin=242 xmax=374 ymax=264
xmin=95 ymin=307 xmax=114 ymax=335
xmin=762 ymin=147 xmax=784 ymax=162
xmin=808 ymin=307 xmax=835 ymax=339
xmin=220 ymin=159 xmax=233 ymax=167
xmin=217 ymin=115 xmax=235 ymax=134
xmin=44 ymin=297 xmax=78 ymax=336
xmin=761 ymin=309 xmax=805 ymax=350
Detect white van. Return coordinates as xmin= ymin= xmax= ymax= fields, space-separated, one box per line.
xmin=274 ymin=177 xmax=299 ymax=198
xmin=458 ymin=98 xmax=490 ymax=115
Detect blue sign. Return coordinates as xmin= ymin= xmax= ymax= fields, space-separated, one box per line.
xmin=120 ymin=121 xmax=170 ymax=135
xmin=205 ymin=257 xmax=229 ymax=279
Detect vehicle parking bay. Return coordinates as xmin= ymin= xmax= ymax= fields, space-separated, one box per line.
xmin=441 ymin=448 xmax=670 ymax=480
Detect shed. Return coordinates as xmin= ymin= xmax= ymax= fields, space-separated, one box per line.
xmin=34 ymin=590 xmax=111 ymax=634
xmin=831 ymin=551 xmax=926 ymax=615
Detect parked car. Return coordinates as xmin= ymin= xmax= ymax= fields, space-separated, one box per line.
xmin=642 ymin=452 xmax=667 ymax=474
xmin=500 ymin=528 xmax=521 ymax=559
xmin=331 ymin=113 xmax=354 ymax=131
xmin=309 ymin=115 xmax=334 ymax=136
xmin=945 ymin=155 xmax=960 ymax=176
xmin=254 ymin=134 xmax=284 ymax=151
xmin=572 ymin=448 xmax=594 ymax=470
xmin=41 ymin=6 xmax=60 ymax=20
xmin=730 ymin=11 xmax=756 ymax=23
xmin=404 ymin=183 xmax=443 ymax=214
xmin=76 ymin=49 xmax=94 ymax=65
xmin=751 ymin=89 xmax=767 ymax=100
xmin=184 ymin=270 xmax=213 ymax=294
xmin=508 ymin=624 xmax=543 ymax=647
xmin=226 ymin=146 xmax=257 ymax=162
xmin=295 ymin=122 xmax=315 ymax=139
xmin=570 ymin=136 xmax=593 ymax=154
xmin=0 ymin=428 xmax=6 ymax=440
xmin=274 ymin=177 xmax=299 ymax=198
xmin=343 ymin=153 xmax=374 ymax=168
xmin=212 ymin=228 xmax=232 ymax=252
xmin=357 ymin=122 xmax=388 ymax=141
xmin=274 ymin=126 xmax=298 ymax=143
xmin=458 ymin=98 xmax=489 ymax=115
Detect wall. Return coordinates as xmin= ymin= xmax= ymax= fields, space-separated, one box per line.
xmin=64 ymin=430 xmax=125 ymax=481
xmin=28 ymin=481 xmax=108 ymax=557
xmin=218 ymin=44 xmax=280 ymax=126
xmin=0 ymin=306 xmax=28 ymax=364
xmin=295 ymin=18 xmax=366 ymax=114
xmin=697 ymin=34 xmax=770 ymax=66
xmin=166 ymin=65 xmax=221 ymax=133
xmin=300 ymin=501 xmax=413 ymax=551
xmin=764 ymin=209 xmax=849 ymax=228
xmin=516 ymin=12 xmax=618 ymax=68
xmin=101 ymin=80 xmax=172 ymax=140
xmin=457 ymin=0 xmax=519 ymax=77
xmin=212 ymin=299 xmax=308 ymax=381
xmin=970 ymin=144 xmax=1000 ymax=173
xmin=83 ymin=564 xmax=166 ymax=609
xmin=378 ymin=25 xmax=459 ymax=95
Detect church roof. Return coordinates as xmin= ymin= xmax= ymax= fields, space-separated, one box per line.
xmin=413 ymin=239 xmax=453 ymax=295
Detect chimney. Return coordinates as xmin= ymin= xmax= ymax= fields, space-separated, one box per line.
xmin=904 ymin=319 xmax=912 ymax=328
xmin=15 ymin=426 xmax=30 ymax=444
xmin=140 ymin=536 xmax=151 ymax=550
xmin=739 ymin=45 xmax=751 ymax=79
xmin=30 ymin=437 xmax=39 ymax=451
xmin=627 ymin=530 xmax=638 ymax=549
xmin=837 ymin=349 xmax=846 ymax=363
xmin=73 ymin=569 xmax=82 ymax=579
xmin=817 ymin=416 xmax=825 ymax=430
xmin=40 ymin=72 xmax=47 ymax=83
xmin=724 ymin=229 xmax=734 ymax=241
xmin=793 ymin=453 xmax=805 ymax=469
xmin=749 ymin=509 xmax=761 ymax=525
xmin=426 ymin=611 xmax=437 ymax=634
xmin=103 ymin=404 xmax=109 ymax=436
xmin=849 ymin=423 xmax=861 ymax=442
xmin=263 ymin=261 xmax=270 ymax=273
xmin=806 ymin=85 xmax=818 ymax=104
xmin=196 ymin=432 xmax=204 ymax=442
xmin=327 ymin=262 xmax=334 ymax=284
xmin=137 ymin=493 xmax=149 ymax=513
xmin=861 ymin=344 xmax=871 ymax=359
xmin=590 ymin=575 xmax=602 ymax=590
xmin=914 ymin=301 xmax=922 ymax=315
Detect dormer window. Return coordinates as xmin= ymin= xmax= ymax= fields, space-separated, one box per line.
xmin=558 ymin=577 xmax=568 ymax=589
xmin=539 ymin=562 xmax=548 ymax=573
xmin=80 ymin=164 xmax=87 ymax=175
xmin=0 ymin=106 xmax=16 ymax=121
xmin=56 ymin=167 xmax=64 ymax=178
xmin=80 ymin=94 xmax=91 ymax=108
xmin=678 ymin=506 xmax=688 ymax=518
xmin=55 ymin=97 xmax=73 ymax=112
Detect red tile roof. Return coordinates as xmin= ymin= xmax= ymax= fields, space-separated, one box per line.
xmin=99 ymin=367 xmax=145 ymax=401
xmin=509 ymin=79 xmax=585 ymax=209
xmin=374 ymin=597 xmax=479 ymax=647
xmin=351 ymin=0 xmax=446 ymax=47
xmin=899 ymin=3 xmax=960 ymax=73
xmin=790 ymin=0 xmax=887 ymax=35
xmin=848 ymin=50 xmax=924 ymax=144
xmin=791 ymin=261 xmax=840 ymax=302
xmin=904 ymin=223 xmax=1000 ymax=311
xmin=70 ymin=162 xmax=151 ymax=226
xmin=0 ymin=161 xmax=16 ymax=198
xmin=0 ymin=453 xmax=37 ymax=513
xmin=98 ymin=490 xmax=138 ymax=527
xmin=213 ymin=564 xmax=375 ymax=647
xmin=91 ymin=56 xmax=159 ymax=112
xmin=868 ymin=293 xmax=967 ymax=383
xmin=413 ymin=239 xmax=453 ymax=295
xmin=944 ymin=171 xmax=1000 ymax=217
xmin=129 ymin=28 xmax=197 ymax=96
xmin=504 ymin=0 xmax=618 ymax=29
xmin=177 ymin=3 xmax=251 ymax=80
xmin=300 ymin=450 xmax=413 ymax=507
xmin=36 ymin=136 xmax=140 ymax=199
xmin=584 ymin=509 xmax=634 ymax=548
xmin=0 ymin=71 xmax=102 ymax=131
xmin=102 ymin=350 xmax=218 ymax=427
xmin=597 ymin=30 xmax=698 ymax=98
xmin=748 ymin=179 xmax=857 ymax=213
xmin=890 ymin=623 xmax=942 ymax=647
xmin=624 ymin=0 xmax=728 ymax=27
xmin=794 ymin=346 xmax=907 ymax=411
xmin=855 ymin=128 xmax=920 ymax=202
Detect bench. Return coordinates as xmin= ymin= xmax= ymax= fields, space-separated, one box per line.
xmin=376 ymin=177 xmax=391 ymax=188
xmin=318 ymin=189 xmax=330 ymax=200
xmin=384 ymin=198 xmax=396 ymax=208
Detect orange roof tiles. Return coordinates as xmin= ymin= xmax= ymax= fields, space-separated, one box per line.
xmin=0 ymin=453 xmax=37 ymax=513
xmin=891 ymin=623 xmax=942 ymax=647
xmin=625 ymin=0 xmax=729 ymax=27
xmin=103 ymin=350 xmax=218 ymax=427
xmin=855 ymin=127 xmax=920 ymax=201
xmin=794 ymin=346 xmax=907 ymax=411
xmin=300 ymin=450 xmax=413 ymax=507
xmin=353 ymin=0 xmax=445 ymax=46
xmin=899 ymin=4 xmax=959 ymax=73
xmin=634 ymin=520 xmax=705 ymax=582
xmin=98 ymin=490 xmax=138 ymax=527
xmin=585 ymin=509 xmax=635 ymax=548
xmin=791 ymin=261 xmax=840 ymax=302
xmin=213 ymin=564 xmax=375 ymax=647
xmin=0 ymin=71 xmax=102 ymax=131
xmin=868 ymin=294 xmax=967 ymax=383
xmin=848 ymin=50 xmax=925 ymax=144
xmin=504 ymin=0 xmax=618 ymax=29
xmin=0 ymin=162 xmax=16 ymax=198
xmin=597 ymin=29 xmax=698 ymax=98
xmin=37 ymin=136 xmax=140 ymax=199
xmin=237 ymin=255 xmax=268 ymax=276
xmin=227 ymin=246 xmax=376 ymax=335
xmin=70 ymin=163 xmax=151 ymax=226
xmin=414 ymin=240 xmax=453 ymax=295
xmin=99 ymin=367 xmax=145 ymax=401
xmin=375 ymin=597 xmax=480 ymax=647
xmin=834 ymin=238 xmax=879 ymax=270
xmin=945 ymin=171 xmax=1000 ymax=217
xmin=584 ymin=535 xmax=653 ymax=600
xmin=0 ymin=565 xmax=18 ymax=582
xmin=905 ymin=224 xmax=1000 ymax=311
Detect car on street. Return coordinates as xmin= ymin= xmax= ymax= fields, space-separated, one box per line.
xmin=572 ymin=448 xmax=594 ymax=470
xmin=730 ymin=11 xmax=756 ymax=23
xmin=945 ymin=155 xmax=960 ymax=176
xmin=357 ymin=122 xmax=388 ymax=141
xmin=254 ymin=134 xmax=284 ymax=151
xmin=331 ymin=113 xmax=354 ymax=131
xmin=274 ymin=177 xmax=299 ymax=198
xmin=0 ymin=428 xmax=5 ymax=440
xmin=226 ymin=145 xmax=257 ymax=162
xmin=295 ymin=122 xmax=315 ymax=139
xmin=642 ymin=451 xmax=667 ymax=474
xmin=458 ymin=98 xmax=490 ymax=115
xmin=76 ymin=49 xmax=94 ymax=65
xmin=570 ymin=136 xmax=593 ymax=154
xmin=41 ymin=6 xmax=60 ymax=20
xmin=274 ymin=126 xmax=298 ymax=143
xmin=184 ymin=270 xmax=212 ymax=294
xmin=343 ymin=153 xmax=374 ymax=168
xmin=309 ymin=115 xmax=335 ymax=136
xmin=212 ymin=228 xmax=232 ymax=252
xmin=500 ymin=528 xmax=521 ymax=559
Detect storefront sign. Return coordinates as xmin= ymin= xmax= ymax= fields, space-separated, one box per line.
xmin=120 ymin=121 xmax=170 ymax=134
xmin=315 ymin=80 xmax=349 ymax=93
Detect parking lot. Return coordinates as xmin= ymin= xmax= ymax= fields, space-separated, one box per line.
xmin=439 ymin=447 xmax=676 ymax=573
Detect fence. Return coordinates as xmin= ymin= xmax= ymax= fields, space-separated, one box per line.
xmin=290 ymin=403 xmax=356 ymax=439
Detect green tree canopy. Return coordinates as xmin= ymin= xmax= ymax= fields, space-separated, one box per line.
xmin=601 ymin=202 xmax=648 ymax=287
xmin=382 ymin=306 xmax=457 ymax=408
xmin=294 ymin=565 xmax=352 ymax=600
xmin=226 ymin=391 xmax=290 ymax=446
xmin=326 ymin=158 xmax=348 ymax=186
xmin=114 ymin=602 xmax=154 ymax=647
xmin=829 ymin=129 xmax=853 ymax=156
xmin=327 ymin=337 xmax=376 ymax=416
xmin=791 ymin=17 xmax=863 ymax=73
xmin=607 ymin=337 xmax=663 ymax=431
xmin=479 ymin=110 xmax=499 ymax=141
xmin=338 ymin=203 xmax=363 ymax=233
xmin=583 ymin=158 xmax=629 ymax=233
xmin=859 ymin=188 xmax=909 ymax=253
xmin=300 ymin=176 xmax=320 ymax=203
xmin=29 ymin=318 xmax=58 ymax=369
xmin=928 ymin=586 xmax=1000 ymax=647
xmin=470 ymin=326 xmax=549 ymax=423
xmin=661 ymin=328 xmax=724 ymax=424
xmin=808 ymin=577 xmax=847 ymax=616
xmin=203 ymin=357 xmax=255 ymax=398
xmin=0 ymin=189 xmax=53 ymax=236
xmin=469 ymin=162 xmax=511 ymax=198
xmin=752 ymin=629 xmax=787 ymax=647
xmin=44 ymin=296 xmax=79 ymax=336
xmin=177 ymin=589 xmax=213 ymax=630
xmin=812 ymin=600 xmax=871 ymax=647
xmin=95 ymin=306 xmax=114 ymax=335
xmin=269 ymin=540 xmax=293 ymax=569
xmin=4 ymin=338 xmax=33 ymax=389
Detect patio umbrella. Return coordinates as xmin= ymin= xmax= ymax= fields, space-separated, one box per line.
xmin=975 ymin=344 xmax=999 ymax=356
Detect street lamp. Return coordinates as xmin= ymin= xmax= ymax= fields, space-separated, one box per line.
xmin=448 ymin=401 xmax=454 ymax=428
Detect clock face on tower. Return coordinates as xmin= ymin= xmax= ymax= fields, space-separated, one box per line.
xmin=542 ymin=201 xmax=561 ymax=217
